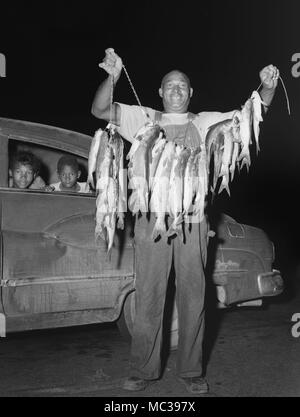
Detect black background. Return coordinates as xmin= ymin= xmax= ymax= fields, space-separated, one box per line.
xmin=1 ymin=0 xmax=300 ymax=281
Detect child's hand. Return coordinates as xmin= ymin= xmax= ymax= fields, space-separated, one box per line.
xmin=44 ymin=185 xmax=55 ymax=192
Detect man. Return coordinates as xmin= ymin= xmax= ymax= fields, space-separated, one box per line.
xmin=91 ymin=48 xmax=279 ymax=394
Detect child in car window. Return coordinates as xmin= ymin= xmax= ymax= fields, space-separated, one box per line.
xmin=9 ymin=151 xmax=46 ymax=189
xmin=48 ymin=155 xmax=90 ymax=193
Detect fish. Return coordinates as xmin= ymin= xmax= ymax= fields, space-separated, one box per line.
xmin=127 ymin=122 xmax=161 ymax=215
xmin=94 ymin=128 xmax=122 ymax=255
xmin=150 ymin=141 xmax=176 ymax=240
xmin=167 ymin=146 xmax=191 ymax=237
xmin=183 ymin=147 xmax=201 ymax=215
xmin=238 ymin=98 xmax=253 ymax=170
xmin=193 ymin=148 xmax=208 ymax=223
xmin=116 ymin=142 xmax=126 ymax=230
xmin=229 ymin=141 xmax=240 ymax=181
xmin=95 ymin=143 xmax=114 ymax=242
xmin=218 ymin=131 xmax=234 ymax=196
xmin=126 ymin=122 xmax=161 ymax=161
xmin=102 ymin=176 xmax=118 ymax=255
xmin=251 ymin=90 xmax=264 ymax=153
xmin=205 ymin=112 xmax=244 ymax=195
xmin=167 ymin=145 xmax=184 ymax=228
xmin=149 ymin=134 xmax=167 ymax=191
xmin=231 ymin=110 xmax=242 ymax=143
xmin=228 ymin=110 xmax=242 ymax=181
xmin=86 ymin=128 xmax=102 ymax=191
xmin=205 ymin=119 xmax=230 ymax=192
xmin=95 ymin=129 xmax=110 ymax=191
xmin=109 ymin=130 xmax=125 ymax=230
xmin=191 ymin=151 xmax=201 ymax=200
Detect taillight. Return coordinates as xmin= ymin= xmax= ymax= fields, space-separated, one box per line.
xmin=271 ymin=241 xmax=275 ymax=263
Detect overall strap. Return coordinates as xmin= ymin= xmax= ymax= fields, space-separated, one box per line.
xmin=188 ymin=112 xmax=196 ymax=121
xmin=154 ymin=111 xmax=163 ymax=123
xmin=153 ymin=111 xmax=201 ymax=147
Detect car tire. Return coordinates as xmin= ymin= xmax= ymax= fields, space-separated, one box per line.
xmin=117 ymin=290 xmax=179 ymax=350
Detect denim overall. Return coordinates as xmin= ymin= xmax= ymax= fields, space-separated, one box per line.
xmin=130 ymin=112 xmax=208 ymax=379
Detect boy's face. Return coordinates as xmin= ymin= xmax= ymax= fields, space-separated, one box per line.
xmin=58 ymin=165 xmax=80 ymax=190
xmin=10 ymin=163 xmax=35 ymax=189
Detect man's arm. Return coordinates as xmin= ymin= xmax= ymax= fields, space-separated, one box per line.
xmin=91 ymin=48 xmax=123 ymax=125
xmin=258 ymin=64 xmax=279 ymax=112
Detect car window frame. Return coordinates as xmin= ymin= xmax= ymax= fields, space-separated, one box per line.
xmin=2 ymin=133 xmax=96 ymax=197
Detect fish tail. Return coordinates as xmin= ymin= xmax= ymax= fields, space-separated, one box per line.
xmin=128 ymin=192 xmax=139 ymax=215
xmin=238 ymin=147 xmax=250 ymax=161
xmin=106 ymin=248 xmax=112 ymax=262
xmin=256 ymin=141 xmax=260 ymax=154
xmin=166 ymin=215 xmax=183 ymax=238
xmin=117 ymin=213 xmax=124 ymax=230
xmin=218 ymin=176 xmax=231 ymax=196
xmin=230 ymin=165 xmax=236 ymax=181
xmin=240 ymin=157 xmax=250 ymax=172
xmin=107 ymin=237 xmax=114 ymax=254
xmin=151 ymin=228 xmax=160 ymax=241
xmin=165 ymin=224 xmax=177 ymax=238
xmin=151 ymin=219 xmax=166 ymax=241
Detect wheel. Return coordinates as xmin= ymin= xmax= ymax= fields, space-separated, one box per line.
xmin=117 ymin=290 xmax=179 ymax=350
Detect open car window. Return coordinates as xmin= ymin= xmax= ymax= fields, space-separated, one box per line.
xmin=3 ymin=138 xmax=95 ymax=196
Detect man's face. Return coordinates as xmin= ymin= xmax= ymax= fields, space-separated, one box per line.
xmin=159 ymin=71 xmax=193 ymax=113
xmin=58 ymin=165 xmax=80 ymax=190
xmin=10 ymin=163 xmax=35 ymax=189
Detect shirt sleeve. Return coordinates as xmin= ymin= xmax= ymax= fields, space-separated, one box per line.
xmin=30 ymin=175 xmax=46 ymax=190
xmin=115 ymin=103 xmax=155 ymax=143
xmin=78 ymin=182 xmax=92 ymax=193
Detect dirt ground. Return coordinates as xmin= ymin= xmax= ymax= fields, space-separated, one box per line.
xmin=0 ymin=274 xmax=299 ymax=398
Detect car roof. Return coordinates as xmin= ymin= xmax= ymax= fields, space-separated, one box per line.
xmin=0 ymin=117 xmax=92 ymax=158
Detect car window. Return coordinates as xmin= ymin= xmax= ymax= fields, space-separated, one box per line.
xmin=226 ymin=221 xmax=245 ymax=238
xmin=3 ymin=138 xmax=95 ymax=195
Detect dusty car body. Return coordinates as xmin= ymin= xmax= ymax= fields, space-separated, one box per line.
xmin=0 ymin=118 xmax=283 ymax=339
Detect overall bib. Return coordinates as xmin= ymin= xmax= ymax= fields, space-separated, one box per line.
xmin=130 ymin=112 xmax=208 ymax=379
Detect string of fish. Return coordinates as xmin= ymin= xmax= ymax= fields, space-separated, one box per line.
xmin=205 ymin=71 xmax=291 ymax=200
xmin=123 ymin=65 xmax=208 ymax=240
xmin=87 ymin=75 xmax=125 ymax=254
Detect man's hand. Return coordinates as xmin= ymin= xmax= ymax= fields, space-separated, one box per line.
xmin=259 ymin=64 xmax=280 ymax=89
xmin=99 ymin=48 xmax=123 ymax=80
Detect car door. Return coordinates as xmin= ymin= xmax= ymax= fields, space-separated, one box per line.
xmin=0 ymin=127 xmax=134 ymax=332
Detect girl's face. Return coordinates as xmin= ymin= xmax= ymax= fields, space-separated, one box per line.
xmin=11 ymin=163 xmax=35 ymax=189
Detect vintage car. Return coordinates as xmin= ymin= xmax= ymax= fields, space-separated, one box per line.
xmin=0 ymin=118 xmax=283 ymax=347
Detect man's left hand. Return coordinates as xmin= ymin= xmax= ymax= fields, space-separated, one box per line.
xmin=259 ymin=64 xmax=280 ymax=89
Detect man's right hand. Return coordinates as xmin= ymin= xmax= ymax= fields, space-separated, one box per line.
xmin=99 ymin=48 xmax=123 ymax=80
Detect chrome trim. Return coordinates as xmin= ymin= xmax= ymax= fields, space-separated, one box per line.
xmin=257 ymin=270 xmax=284 ymax=296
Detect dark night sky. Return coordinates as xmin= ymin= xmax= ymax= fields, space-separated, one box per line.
xmin=1 ymin=0 xmax=300 ymax=272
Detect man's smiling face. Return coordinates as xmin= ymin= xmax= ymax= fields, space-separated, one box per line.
xmin=159 ymin=70 xmax=193 ymax=113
